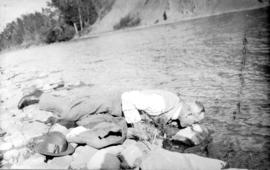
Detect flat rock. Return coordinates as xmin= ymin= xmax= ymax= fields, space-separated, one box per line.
xmin=70 ymin=145 xmax=98 ymax=169
xmin=140 ymin=148 xmax=226 ymax=170
xmin=87 ymin=151 xmax=120 ymax=170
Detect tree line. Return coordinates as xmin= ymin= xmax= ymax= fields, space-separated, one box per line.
xmin=0 ymin=0 xmax=113 ymax=51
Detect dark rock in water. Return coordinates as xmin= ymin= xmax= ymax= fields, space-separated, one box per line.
xmin=18 ymin=89 xmax=43 ymax=109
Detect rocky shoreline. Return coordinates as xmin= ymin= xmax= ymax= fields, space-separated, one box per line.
xmin=0 ymin=67 xmax=248 ymax=170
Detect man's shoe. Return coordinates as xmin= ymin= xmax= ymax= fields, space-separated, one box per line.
xmin=17 ymin=89 xmax=43 ymax=109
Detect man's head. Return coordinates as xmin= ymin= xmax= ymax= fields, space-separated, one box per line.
xmin=178 ymin=101 xmax=205 ymax=127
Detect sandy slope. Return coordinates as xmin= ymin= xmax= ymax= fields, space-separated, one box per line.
xmin=92 ymin=0 xmax=269 ymax=33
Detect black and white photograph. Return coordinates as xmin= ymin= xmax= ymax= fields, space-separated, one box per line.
xmin=0 ymin=0 xmax=269 ymax=169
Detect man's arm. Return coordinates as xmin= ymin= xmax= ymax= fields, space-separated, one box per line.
xmin=121 ymin=91 xmax=142 ymax=124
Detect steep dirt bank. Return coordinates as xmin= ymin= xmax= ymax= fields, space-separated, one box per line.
xmin=92 ymin=0 xmax=269 ymax=33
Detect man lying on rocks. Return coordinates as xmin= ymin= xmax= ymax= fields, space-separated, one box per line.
xmin=12 ymin=87 xmax=230 ymax=170
xmin=18 ymin=87 xmax=209 ymax=148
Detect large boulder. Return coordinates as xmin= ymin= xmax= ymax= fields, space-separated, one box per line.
xmin=87 ymin=151 xmax=120 ymax=170
xmin=47 ymin=155 xmax=73 ymax=169
xmin=70 ymin=145 xmax=98 ymax=169
xmin=140 ymin=148 xmax=226 ymax=170
xmin=119 ymin=142 xmax=150 ymax=168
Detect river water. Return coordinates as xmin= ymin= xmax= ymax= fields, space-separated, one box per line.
xmin=156 ymin=7 xmax=270 ymax=169
xmin=141 ymin=7 xmax=270 ymax=169
xmin=0 ymin=7 xmax=269 ymax=169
